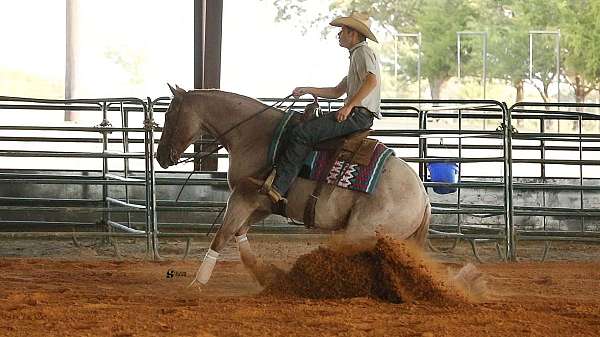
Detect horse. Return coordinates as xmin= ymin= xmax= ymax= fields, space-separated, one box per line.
xmin=156 ymin=85 xmax=431 ymax=286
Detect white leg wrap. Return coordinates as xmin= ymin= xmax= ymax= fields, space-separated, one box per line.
xmin=236 ymin=234 xmax=250 ymax=251
xmin=235 ymin=234 xmax=248 ymax=243
xmin=195 ymin=249 xmax=219 ymax=284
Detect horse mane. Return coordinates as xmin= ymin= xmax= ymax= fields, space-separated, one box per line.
xmin=187 ymin=89 xmax=270 ymax=109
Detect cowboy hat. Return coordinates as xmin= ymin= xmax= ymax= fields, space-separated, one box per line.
xmin=330 ymin=12 xmax=378 ymax=43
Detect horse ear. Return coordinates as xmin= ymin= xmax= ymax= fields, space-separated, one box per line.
xmin=167 ymin=83 xmax=178 ymax=97
xmin=175 ymin=84 xmax=187 ymax=95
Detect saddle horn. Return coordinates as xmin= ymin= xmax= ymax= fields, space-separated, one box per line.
xmin=302 ymin=94 xmax=321 ymax=122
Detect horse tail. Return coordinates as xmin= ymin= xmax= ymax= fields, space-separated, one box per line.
xmin=408 ymin=195 xmax=431 ymax=247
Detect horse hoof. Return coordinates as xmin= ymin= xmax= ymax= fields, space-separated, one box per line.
xmin=186 ymin=278 xmax=204 ymax=294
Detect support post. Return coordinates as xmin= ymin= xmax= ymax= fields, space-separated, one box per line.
xmin=193 ymin=0 xmax=223 ymax=171
xmin=502 ymin=102 xmax=515 ymax=261
xmin=64 ymin=0 xmax=79 ymax=121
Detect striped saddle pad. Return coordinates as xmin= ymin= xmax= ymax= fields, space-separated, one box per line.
xmin=267 ymin=111 xmax=394 ymax=194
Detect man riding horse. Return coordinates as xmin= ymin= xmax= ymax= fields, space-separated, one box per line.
xmin=156 ymin=12 xmax=431 ymax=287
xmin=254 ymin=12 xmax=382 ymax=206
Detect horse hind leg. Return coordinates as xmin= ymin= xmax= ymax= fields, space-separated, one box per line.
xmin=235 ymin=232 xmax=256 ymax=270
xmin=235 ymin=231 xmax=272 ymax=285
xmin=234 ymin=211 xmax=269 ymax=274
xmin=234 ymin=216 xmax=286 ymax=287
xmin=333 ymin=194 xmax=430 ymax=253
xmin=408 ymin=198 xmax=431 ymax=247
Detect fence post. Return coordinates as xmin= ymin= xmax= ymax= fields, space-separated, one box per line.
xmin=145 ymin=99 xmax=160 ymax=260
xmin=503 ymin=102 xmax=516 ymax=260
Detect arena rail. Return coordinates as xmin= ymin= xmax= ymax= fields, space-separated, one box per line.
xmin=507 ymin=102 xmax=600 ymax=260
xmin=0 ymin=96 xmax=161 ymax=259
xmin=2 ymin=95 xmax=600 ymax=261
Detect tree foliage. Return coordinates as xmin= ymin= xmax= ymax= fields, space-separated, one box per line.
xmin=477 ymin=0 xmax=529 ymax=100
xmin=267 ymin=0 xmax=600 ymax=102
xmin=560 ymin=0 xmax=600 ymax=102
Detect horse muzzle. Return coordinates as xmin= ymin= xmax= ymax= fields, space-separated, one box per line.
xmin=156 ymin=144 xmax=180 ymax=169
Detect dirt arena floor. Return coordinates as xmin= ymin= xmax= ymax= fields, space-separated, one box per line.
xmin=1 ymin=235 xmax=600 ymax=337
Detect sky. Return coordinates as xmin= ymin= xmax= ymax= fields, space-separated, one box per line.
xmin=221 ymin=0 xmax=347 ymax=97
xmin=0 ymin=0 xmax=347 ymax=99
xmin=0 ymin=1 xmax=65 ymax=77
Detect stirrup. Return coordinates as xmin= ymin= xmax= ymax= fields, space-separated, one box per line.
xmin=247 ymin=169 xmax=287 ymax=204
xmin=246 ymin=169 xmax=275 ymax=194
xmin=260 ymin=169 xmax=277 ymax=195
xmin=266 ymin=187 xmax=286 ymax=205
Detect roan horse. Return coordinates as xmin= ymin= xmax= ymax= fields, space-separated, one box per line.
xmin=156 ymin=85 xmax=431 ymax=286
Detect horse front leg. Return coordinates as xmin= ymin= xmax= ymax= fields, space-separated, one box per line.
xmin=190 ymin=186 xmax=268 ymax=286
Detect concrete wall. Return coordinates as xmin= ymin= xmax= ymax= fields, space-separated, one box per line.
xmin=428 ymin=177 xmax=600 ymax=232
xmin=1 ymin=170 xmax=599 ymax=232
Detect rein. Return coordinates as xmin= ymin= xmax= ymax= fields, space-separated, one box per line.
xmin=175 ymin=94 xmax=295 ymax=166
xmin=173 ymin=94 xmax=297 ymax=204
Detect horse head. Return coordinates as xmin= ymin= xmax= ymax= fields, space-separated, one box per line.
xmin=156 ymin=84 xmax=202 ymax=169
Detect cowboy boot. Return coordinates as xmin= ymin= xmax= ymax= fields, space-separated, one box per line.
xmin=246 ymin=171 xmax=288 ymax=216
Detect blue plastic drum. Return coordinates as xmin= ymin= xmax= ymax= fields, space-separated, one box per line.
xmin=427 ymin=162 xmax=459 ymax=194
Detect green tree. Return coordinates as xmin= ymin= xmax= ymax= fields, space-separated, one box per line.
xmin=269 ymin=0 xmax=599 ymax=104
xmin=477 ymin=0 xmax=528 ymax=102
xmin=415 ymin=0 xmax=477 ymax=99
xmin=560 ymin=0 xmax=600 ymax=103
xmin=474 ymin=0 xmax=564 ymax=103
xmin=517 ymin=0 xmax=563 ymax=103
xmin=269 ymin=0 xmax=477 ymax=99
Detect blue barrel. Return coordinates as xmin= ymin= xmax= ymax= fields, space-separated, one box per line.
xmin=427 ymin=162 xmax=458 ymax=194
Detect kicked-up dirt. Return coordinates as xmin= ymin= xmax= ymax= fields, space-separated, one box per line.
xmin=1 ymin=236 xmax=600 ymax=337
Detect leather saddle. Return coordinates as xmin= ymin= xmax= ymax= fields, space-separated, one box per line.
xmin=314 ymin=129 xmax=377 ymax=166
xmin=260 ymin=96 xmax=380 ymax=225
xmin=301 ymin=95 xmax=378 ymax=166
xmin=298 ymin=96 xmax=379 ymax=228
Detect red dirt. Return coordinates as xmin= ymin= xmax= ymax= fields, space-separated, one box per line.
xmin=263 ymin=237 xmax=470 ymax=304
xmin=1 ymin=240 xmax=600 ymax=336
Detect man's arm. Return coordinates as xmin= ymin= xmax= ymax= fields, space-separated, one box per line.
xmin=335 ymin=72 xmax=377 ymax=122
xmin=292 ymin=77 xmax=347 ymax=99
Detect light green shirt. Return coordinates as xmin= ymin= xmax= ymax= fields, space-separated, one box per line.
xmin=346 ymin=41 xmax=381 ymax=118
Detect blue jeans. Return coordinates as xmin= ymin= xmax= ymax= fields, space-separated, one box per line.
xmin=273 ymin=106 xmax=374 ymax=194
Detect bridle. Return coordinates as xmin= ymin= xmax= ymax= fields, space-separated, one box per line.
xmin=166 ymin=93 xmax=297 ymax=202
xmin=173 ymin=93 xmax=295 ymax=165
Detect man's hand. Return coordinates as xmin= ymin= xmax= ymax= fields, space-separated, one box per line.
xmin=292 ymin=87 xmax=310 ymax=98
xmin=335 ymin=105 xmax=353 ymax=123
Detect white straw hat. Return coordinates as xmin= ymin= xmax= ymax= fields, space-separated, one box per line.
xmin=330 ymin=12 xmax=378 ymax=43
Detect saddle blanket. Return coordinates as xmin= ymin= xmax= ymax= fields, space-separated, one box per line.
xmin=304 ymin=142 xmax=394 ymax=193
xmin=268 ymin=111 xmax=395 ymax=194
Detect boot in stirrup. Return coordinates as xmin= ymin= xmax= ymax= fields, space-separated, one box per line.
xmin=247 ymin=169 xmax=287 ymax=205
